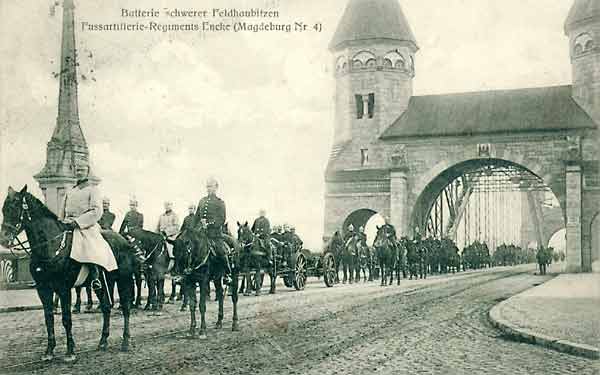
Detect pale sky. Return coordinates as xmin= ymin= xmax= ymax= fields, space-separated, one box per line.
xmin=0 ymin=0 xmax=574 ymax=249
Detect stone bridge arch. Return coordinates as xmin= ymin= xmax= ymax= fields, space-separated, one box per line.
xmin=408 ymin=157 xmax=565 ymax=238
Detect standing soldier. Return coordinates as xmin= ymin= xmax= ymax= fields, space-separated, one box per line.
xmin=194 ymin=177 xmax=232 ymax=281
xmin=344 ymin=224 xmax=356 ymax=248
xmin=98 ymin=198 xmax=116 ymax=230
xmin=119 ymin=198 xmax=144 ymax=235
xmin=252 ymin=209 xmax=272 ymax=262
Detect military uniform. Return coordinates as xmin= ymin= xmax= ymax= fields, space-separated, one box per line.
xmin=194 ymin=193 xmax=230 ymax=273
xmin=252 ymin=215 xmax=272 ymax=259
xmin=194 ymin=193 xmax=226 ymax=238
xmin=180 ymin=213 xmax=195 ymax=233
xmin=157 ymin=210 xmax=179 ymax=258
xmin=98 ymin=210 xmax=116 ymax=230
xmin=119 ymin=210 xmax=144 ymax=235
xmin=63 ymin=179 xmax=117 ymax=272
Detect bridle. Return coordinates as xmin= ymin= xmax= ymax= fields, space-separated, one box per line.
xmin=2 ymin=196 xmax=67 ymax=259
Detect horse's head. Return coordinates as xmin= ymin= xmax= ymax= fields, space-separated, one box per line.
xmin=1 ymin=186 xmax=34 ymax=247
xmin=173 ymin=227 xmax=210 ymax=274
xmin=236 ymin=221 xmax=252 ymax=247
xmin=373 ymin=225 xmax=388 ymax=248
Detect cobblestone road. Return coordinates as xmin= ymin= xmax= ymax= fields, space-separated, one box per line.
xmin=1 ymin=266 xmax=597 ymax=375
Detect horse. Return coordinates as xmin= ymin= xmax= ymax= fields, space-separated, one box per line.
xmin=324 ymin=231 xmax=344 ymax=283
xmin=0 ymin=186 xmax=139 ymax=361
xmin=373 ymin=226 xmax=397 ymax=286
xmin=171 ymin=227 xmax=239 ymax=338
xmin=237 ymin=222 xmax=276 ymax=296
xmin=125 ymin=228 xmax=171 ymax=311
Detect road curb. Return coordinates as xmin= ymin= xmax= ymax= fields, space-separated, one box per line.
xmin=488 ymin=298 xmax=600 ymax=360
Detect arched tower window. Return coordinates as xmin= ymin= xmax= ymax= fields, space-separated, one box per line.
xmin=383 ymin=51 xmax=405 ymax=70
xmin=574 ymin=33 xmax=594 ymax=55
xmin=352 ymin=51 xmax=376 ymax=70
xmin=336 ymin=56 xmax=348 ymax=73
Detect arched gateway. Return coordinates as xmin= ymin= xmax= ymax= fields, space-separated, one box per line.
xmin=323 ymin=0 xmax=599 ymax=273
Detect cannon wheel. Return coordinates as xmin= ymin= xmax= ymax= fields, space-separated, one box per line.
xmin=293 ymin=253 xmax=307 ymax=291
xmin=322 ymin=253 xmax=336 ymax=288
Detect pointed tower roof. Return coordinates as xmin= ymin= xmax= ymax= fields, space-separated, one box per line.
xmin=565 ymin=0 xmax=600 ymax=33
xmin=329 ymin=0 xmax=418 ymax=51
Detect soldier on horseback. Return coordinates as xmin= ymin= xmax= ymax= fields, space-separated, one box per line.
xmin=119 ymin=198 xmax=144 ymax=235
xmin=251 ymin=209 xmax=272 ymax=263
xmin=98 ymin=198 xmax=115 ymax=230
xmin=61 ymin=165 xmax=117 ymax=290
xmin=180 ymin=204 xmax=196 ymax=233
xmin=193 ymin=177 xmax=232 ymax=282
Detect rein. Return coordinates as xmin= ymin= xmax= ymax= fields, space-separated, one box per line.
xmin=4 ymin=196 xmax=69 ymax=260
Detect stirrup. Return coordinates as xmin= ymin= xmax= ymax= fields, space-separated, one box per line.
xmin=91 ymin=279 xmax=102 ymax=291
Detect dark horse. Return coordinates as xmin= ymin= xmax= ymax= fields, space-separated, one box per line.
xmin=0 ymin=186 xmax=138 ymax=361
xmin=373 ymin=226 xmax=397 ymax=286
xmin=324 ymin=231 xmax=344 ymax=283
xmin=125 ymin=228 xmax=171 ymax=311
xmin=172 ymin=227 xmax=239 ymax=338
xmin=237 ymin=222 xmax=277 ymax=296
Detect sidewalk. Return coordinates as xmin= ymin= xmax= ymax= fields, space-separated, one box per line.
xmin=0 ymin=282 xmax=178 ymax=313
xmin=489 ymin=269 xmax=600 ymax=359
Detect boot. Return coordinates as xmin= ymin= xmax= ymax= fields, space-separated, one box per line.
xmin=89 ymin=265 xmax=102 ymax=291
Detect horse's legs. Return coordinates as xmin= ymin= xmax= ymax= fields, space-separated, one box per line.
xmin=116 ymin=275 xmax=132 ymax=352
xmin=254 ymin=269 xmax=261 ymax=296
xmin=231 ymin=272 xmax=239 ymax=331
xmin=157 ymin=278 xmax=165 ymax=309
xmin=342 ymin=260 xmax=348 ymax=284
xmin=168 ymin=279 xmax=176 ymax=303
xmin=185 ymin=279 xmax=197 ymax=337
xmin=57 ymin=288 xmax=76 ymax=361
xmin=269 ymin=269 xmax=276 ymax=294
xmin=214 ymin=278 xmax=224 ymax=329
xmin=244 ymin=272 xmax=252 ymax=296
xmin=37 ymin=287 xmax=56 ymax=361
xmin=73 ymin=286 xmax=82 ymax=313
xmin=380 ymin=260 xmax=385 ymax=286
xmin=134 ymin=271 xmax=143 ymax=307
xmin=85 ymin=286 xmax=94 ymax=310
xmin=95 ymin=271 xmax=112 ymax=351
xmin=199 ymin=276 xmax=208 ymax=339
xmin=146 ymin=276 xmax=156 ymax=310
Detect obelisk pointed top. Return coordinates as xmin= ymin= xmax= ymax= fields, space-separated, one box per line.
xmin=51 ymin=0 xmax=86 ymax=147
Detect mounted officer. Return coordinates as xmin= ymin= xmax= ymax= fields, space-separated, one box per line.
xmin=98 ymin=197 xmax=115 ymax=230
xmin=381 ymin=216 xmax=399 ymax=253
xmin=61 ymin=165 xmax=117 ymax=290
xmin=180 ymin=204 xmax=196 ymax=233
xmin=119 ymin=198 xmax=144 ymax=235
xmin=157 ymin=201 xmax=179 ymax=262
xmin=251 ymin=209 xmax=272 ymax=262
xmin=193 ymin=177 xmax=232 ymax=279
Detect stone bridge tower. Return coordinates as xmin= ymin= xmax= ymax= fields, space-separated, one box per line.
xmin=34 ymin=0 xmax=99 ymax=216
xmin=324 ymin=0 xmax=599 ymax=273
xmin=325 ymin=0 xmax=417 ymax=237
